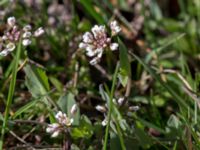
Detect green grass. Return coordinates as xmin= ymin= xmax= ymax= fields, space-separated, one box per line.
xmin=1 ymin=0 xmax=200 ymax=149
xmin=0 ymin=40 xmax=22 ymax=149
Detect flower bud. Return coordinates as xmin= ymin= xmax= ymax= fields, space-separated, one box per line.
xmin=129 ymin=106 xmax=140 ymax=111
xmin=6 ymin=42 xmax=16 ymax=51
xmin=110 ymin=43 xmax=119 ymax=51
xmin=22 ymin=39 xmax=32 ymax=46
xmin=102 ymin=118 xmax=108 ymax=126
xmin=23 ymin=25 xmax=32 ymax=31
xmin=70 ymin=104 xmax=78 ymax=115
xmin=95 ymin=105 xmax=107 ymax=113
xmin=22 ymin=31 xmax=32 ymax=38
xmin=7 ymin=16 xmax=16 ymax=27
xmin=34 ymin=27 xmax=44 ymax=37
xmin=117 ymin=97 xmax=125 ymax=106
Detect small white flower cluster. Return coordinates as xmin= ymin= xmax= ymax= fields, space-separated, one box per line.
xmin=0 ymin=16 xmax=44 ymax=56
xmin=46 ymin=104 xmax=78 ymax=138
xmin=79 ymin=20 xmax=121 ymax=65
xmin=110 ymin=20 xmax=121 ymax=36
xmin=95 ymin=97 xmax=139 ymax=126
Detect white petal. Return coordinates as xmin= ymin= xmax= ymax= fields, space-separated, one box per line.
xmin=102 ymin=118 xmax=108 ymax=126
xmin=2 ymin=35 xmax=8 ymax=40
xmin=97 ymin=48 xmax=103 ymax=58
xmin=86 ymin=50 xmax=95 ymax=57
xmin=55 ymin=111 xmax=63 ymax=120
xmin=51 ymin=130 xmax=60 ymax=138
xmin=22 ymin=39 xmax=32 ymax=46
xmin=110 ymin=43 xmax=118 ymax=51
xmin=70 ymin=104 xmax=78 ymax=115
xmin=46 ymin=127 xmax=53 ymax=133
xmin=23 ymin=25 xmax=32 ymax=31
xmin=70 ymin=118 xmax=74 ymax=124
xmin=95 ymin=105 xmax=106 ymax=113
xmin=6 ymin=43 xmax=16 ymax=51
xmin=83 ymin=32 xmax=93 ymax=43
xmin=7 ymin=16 xmax=16 ymax=27
xmin=0 ymin=50 xmax=9 ymax=56
xmin=110 ymin=20 xmax=121 ymax=36
xmin=86 ymin=45 xmax=95 ymax=57
xmin=79 ymin=42 xmax=87 ymax=49
xmin=92 ymin=25 xmax=106 ymax=39
xmin=117 ymin=97 xmax=125 ymax=106
xmin=34 ymin=27 xmax=44 ymax=37
xmin=23 ymin=31 xmax=32 ymax=38
xmin=129 ymin=106 xmax=140 ymax=111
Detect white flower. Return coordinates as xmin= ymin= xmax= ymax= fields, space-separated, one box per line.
xmin=79 ymin=24 xmax=119 ymax=65
xmin=22 ymin=39 xmax=32 ymax=46
xmin=83 ymin=32 xmax=93 ymax=43
xmin=0 ymin=43 xmax=15 ymax=56
xmin=6 ymin=42 xmax=15 ymax=51
xmin=46 ymin=123 xmax=60 ymax=138
xmin=129 ymin=106 xmax=140 ymax=111
xmin=2 ymin=35 xmax=8 ymax=40
xmin=0 ymin=50 xmax=9 ymax=56
xmin=70 ymin=104 xmax=78 ymax=116
xmin=46 ymin=111 xmax=74 ymax=138
xmin=79 ymin=42 xmax=87 ymax=49
xmin=23 ymin=25 xmax=32 ymax=31
xmin=117 ymin=97 xmax=125 ymax=106
xmin=110 ymin=20 xmax=121 ymax=36
xmin=102 ymin=118 xmax=108 ymax=126
xmin=95 ymin=105 xmax=107 ymax=113
xmin=0 ymin=17 xmax=45 ymax=57
xmin=7 ymin=16 xmax=16 ymax=27
xmin=110 ymin=43 xmax=119 ymax=51
xmin=55 ymin=111 xmax=73 ymax=126
xmin=91 ymin=25 xmax=106 ymax=39
xmin=22 ymin=31 xmax=32 ymax=38
xmin=34 ymin=27 xmax=44 ymax=37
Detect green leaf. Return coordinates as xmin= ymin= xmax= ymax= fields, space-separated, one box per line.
xmin=117 ymin=0 xmax=129 ymax=10
xmin=135 ymin=128 xmax=152 ymax=148
xmin=118 ymin=70 xmax=128 ymax=87
xmin=24 ymin=65 xmax=49 ymax=97
xmin=13 ymin=99 xmax=37 ymax=119
xmin=49 ymin=76 xmax=63 ymax=92
xmin=99 ymin=84 xmax=110 ymax=102
xmin=110 ymin=132 xmax=121 ymax=150
xmin=167 ymin=114 xmax=181 ymax=129
xmin=137 ymin=117 xmax=166 ymax=134
xmin=118 ymin=38 xmax=131 ymax=77
xmin=57 ymin=92 xmax=80 ymax=125
xmin=70 ymin=115 xmax=93 ymax=139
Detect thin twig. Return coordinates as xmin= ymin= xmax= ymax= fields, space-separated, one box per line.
xmin=14 ymin=119 xmax=48 ymax=126
xmin=94 ymin=64 xmax=112 ymax=80
xmin=73 ymin=62 xmax=79 ymax=88
xmin=22 ymin=127 xmax=36 ymax=141
xmin=152 ymin=67 xmax=200 ymax=108
xmin=9 ymin=130 xmax=36 ymax=150
xmin=182 ymin=86 xmax=200 ymax=109
xmin=28 ymin=58 xmax=46 ymax=70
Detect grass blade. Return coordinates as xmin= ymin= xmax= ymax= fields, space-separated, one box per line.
xmin=103 ymin=62 xmax=123 ymax=150
xmin=130 ymin=52 xmax=189 ymax=110
xmin=0 ymin=41 xmax=22 ymax=149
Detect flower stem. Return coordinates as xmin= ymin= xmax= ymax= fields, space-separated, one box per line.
xmin=103 ymin=62 xmax=120 ymax=150
xmin=0 ymin=41 xmax=22 ymax=149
